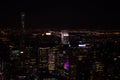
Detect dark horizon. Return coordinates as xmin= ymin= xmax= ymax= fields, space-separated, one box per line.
xmin=0 ymin=1 xmax=120 ymax=29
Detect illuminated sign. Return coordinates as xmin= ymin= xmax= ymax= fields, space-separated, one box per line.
xmin=64 ymin=60 xmax=69 ymax=71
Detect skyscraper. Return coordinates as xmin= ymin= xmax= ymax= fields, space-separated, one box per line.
xmin=61 ymin=30 xmax=69 ymax=45
xmin=20 ymin=12 xmax=25 ymax=51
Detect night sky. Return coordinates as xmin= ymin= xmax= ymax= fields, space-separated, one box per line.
xmin=0 ymin=1 xmax=120 ymax=29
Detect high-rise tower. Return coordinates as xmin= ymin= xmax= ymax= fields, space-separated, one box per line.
xmin=20 ymin=12 xmax=25 ymax=51
xmin=61 ymin=30 xmax=69 ymax=45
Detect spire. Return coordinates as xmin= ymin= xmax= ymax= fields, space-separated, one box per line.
xmin=21 ymin=12 xmax=25 ymax=29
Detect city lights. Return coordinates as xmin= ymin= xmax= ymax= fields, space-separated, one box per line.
xmin=78 ymin=44 xmax=86 ymax=47
xmin=45 ymin=32 xmax=51 ymax=35
xmin=20 ymin=51 xmax=24 ymax=54
xmin=0 ymin=29 xmax=120 ymax=79
xmin=64 ymin=60 xmax=69 ymax=71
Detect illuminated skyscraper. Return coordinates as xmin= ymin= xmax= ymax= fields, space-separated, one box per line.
xmin=48 ymin=48 xmax=56 ymax=71
xmin=61 ymin=30 xmax=69 ymax=45
xmin=38 ymin=47 xmax=50 ymax=70
xmin=20 ymin=12 xmax=25 ymax=50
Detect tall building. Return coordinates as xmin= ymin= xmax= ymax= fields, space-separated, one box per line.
xmin=48 ymin=48 xmax=56 ymax=71
xmin=38 ymin=47 xmax=59 ymax=80
xmin=38 ymin=47 xmax=50 ymax=70
xmin=61 ymin=30 xmax=69 ymax=45
xmin=20 ymin=12 xmax=25 ymax=51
